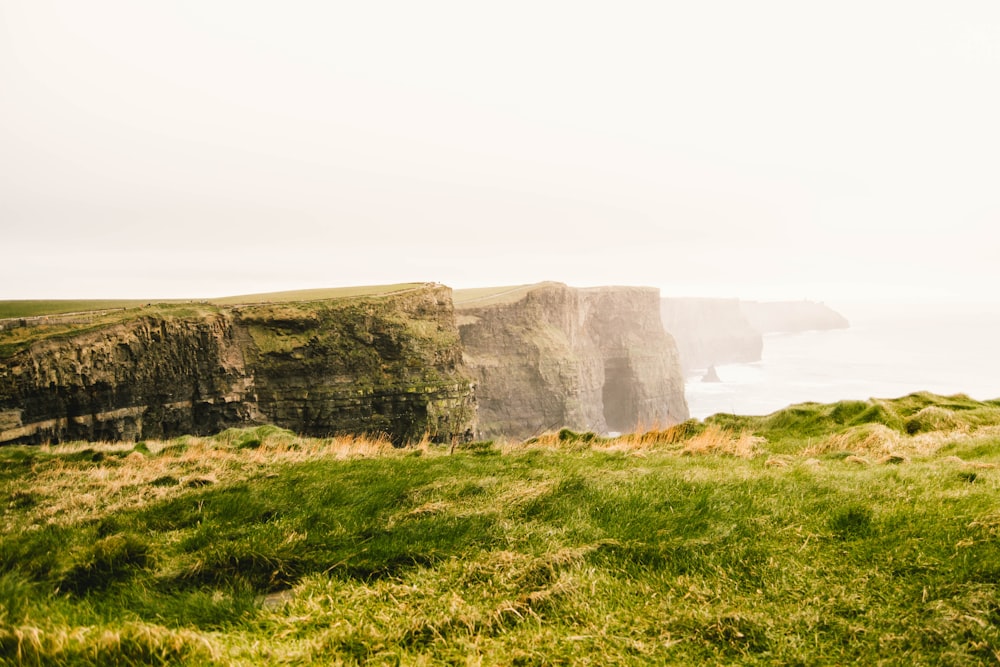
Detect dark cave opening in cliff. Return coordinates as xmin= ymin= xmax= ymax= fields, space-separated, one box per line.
xmin=602 ymin=357 xmax=637 ymax=434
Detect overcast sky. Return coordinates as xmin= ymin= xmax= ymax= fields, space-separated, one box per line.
xmin=1 ymin=1 xmax=998 ymax=302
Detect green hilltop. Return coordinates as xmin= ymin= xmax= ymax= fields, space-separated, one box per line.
xmin=3 ymin=392 xmax=1000 ymax=664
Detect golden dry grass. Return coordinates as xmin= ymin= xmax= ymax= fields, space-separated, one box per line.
xmin=801 ymin=422 xmax=990 ymax=460
xmin=23 ymin=433 xmax=402 ymax=527
xmin=599 ymin=421 xmax=696 ymax=451
xmin=1 ymin=622 xmax=221 ymax=665
xmin=679 ymin=425 xmax=765 ymax=459
xmin=803 ymin=423 xmax=904 ymax=458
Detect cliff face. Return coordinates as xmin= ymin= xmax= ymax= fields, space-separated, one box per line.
xmin=580 ymin=288 xmax=689 ymax=432
xmin=660 ymin=298 xmax=763 ymax=372
xmin=240 ymin=286 xmax=475 ymax=444
xmin=740 ymin=300 xmax=850 ymax=333
xmin=0 ymin=285 xmax=475 ymax=445
xmin=0 ymin=311 xmax=256 ymax=444
xmin=456 ymin=283 xmax=688 ymax=439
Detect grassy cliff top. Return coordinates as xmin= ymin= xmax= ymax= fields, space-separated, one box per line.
xmin=209 ymin=283 xmax=428 ymax=306
xmin=0 ymin=284 xmax=436 ymax=359
xmin=0 ymin=283 xmax=429 ymax=319
xmin=3 ymin=392 xmax=1000 ymax=664
xmin=453 ymin=282 xmax=563 ymax=308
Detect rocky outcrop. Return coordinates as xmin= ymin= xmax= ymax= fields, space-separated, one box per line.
xmin=0 ymin=284 xmax=475 ymax=445
xmin=702 ymin=365 xmax=721 ymax=383
xmin=455 ymin=283 xmax=688 ymax=439
xmin=740 ymin=300 xmax=850 ymax=333
xmin=660 ymin=298 xmax=763 ymax=372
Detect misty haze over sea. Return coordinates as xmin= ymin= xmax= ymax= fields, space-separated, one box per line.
xmin=684 ymin=301 xmax=1000 ymax=420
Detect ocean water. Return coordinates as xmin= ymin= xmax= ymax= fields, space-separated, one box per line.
xmin=683 ymin=301 xmax=1000 ymax=420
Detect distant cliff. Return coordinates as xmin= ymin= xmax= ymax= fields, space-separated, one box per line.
xmin=661 ymin=298 xmax=850 ymax=372
xmin=660 ymin=298 xmax=763 ymax=372
xmin=456 ymin=283 xmax=689 ymax=439
xmin=740 ymin=300 xmax=850 ymax=333
xmin=0 ymin=284 xmax=475 ymax=445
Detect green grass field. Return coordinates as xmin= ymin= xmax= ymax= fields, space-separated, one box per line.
xmin=3 ymin=394 xmax=1000 ymax=665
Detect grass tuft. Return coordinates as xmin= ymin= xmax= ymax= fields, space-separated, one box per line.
xmin=60 ymin=533 xmax=153 ymax=594
xmin=681 ymin=425 xmax=764 ymax=458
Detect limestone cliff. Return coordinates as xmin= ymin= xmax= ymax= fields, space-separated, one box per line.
xmin=455 ymin=283 xmax=688 ymax=439
xmin=740 ymin=300 xmax=849 ymax=333
xmin=660 ymin=298 xmax=763 ymax=372
xmin=0 ymin=284 xmax=475 ymax=445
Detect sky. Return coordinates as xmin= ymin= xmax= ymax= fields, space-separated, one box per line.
xmin=1 ymin=1 xmax=998 ymax=302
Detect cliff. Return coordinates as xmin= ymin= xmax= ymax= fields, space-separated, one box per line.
xmin=0 ymin=284 xmax=475 ymax=445
xmin=740 ymin=300 xmax=850 ymax=333
xmin=455 ymin=283 xmax=688 ymax=439
xmin=660 ymin=298 xmax=763 ymax=372
xmin=661 ymin=298 xmax=851 ymax=371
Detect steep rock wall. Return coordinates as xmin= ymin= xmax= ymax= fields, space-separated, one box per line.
xmin=0 ymin=285 xmax=475 ymax=445
xmin=456 ymin=283 xmax=688 ymax=439
xmin=239 ymin=286 xmax=475 ymax=444
xmin=0 ymin=311 xmax=256 ymax=443
xmin=660 ymin=298 xmax=763 ymax=371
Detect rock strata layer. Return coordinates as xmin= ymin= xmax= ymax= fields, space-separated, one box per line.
xmin=0 ymin=285 xmax=475 ymax=445
xmin=456 ymin=283 xmax=689 ymax=439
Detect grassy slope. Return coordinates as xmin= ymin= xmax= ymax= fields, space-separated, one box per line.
xmin=3 ymin=394 xmax=1000 ymax=664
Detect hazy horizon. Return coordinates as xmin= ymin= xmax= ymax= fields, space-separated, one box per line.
xmin=3 ymin=2 xmax=998 ymax=303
